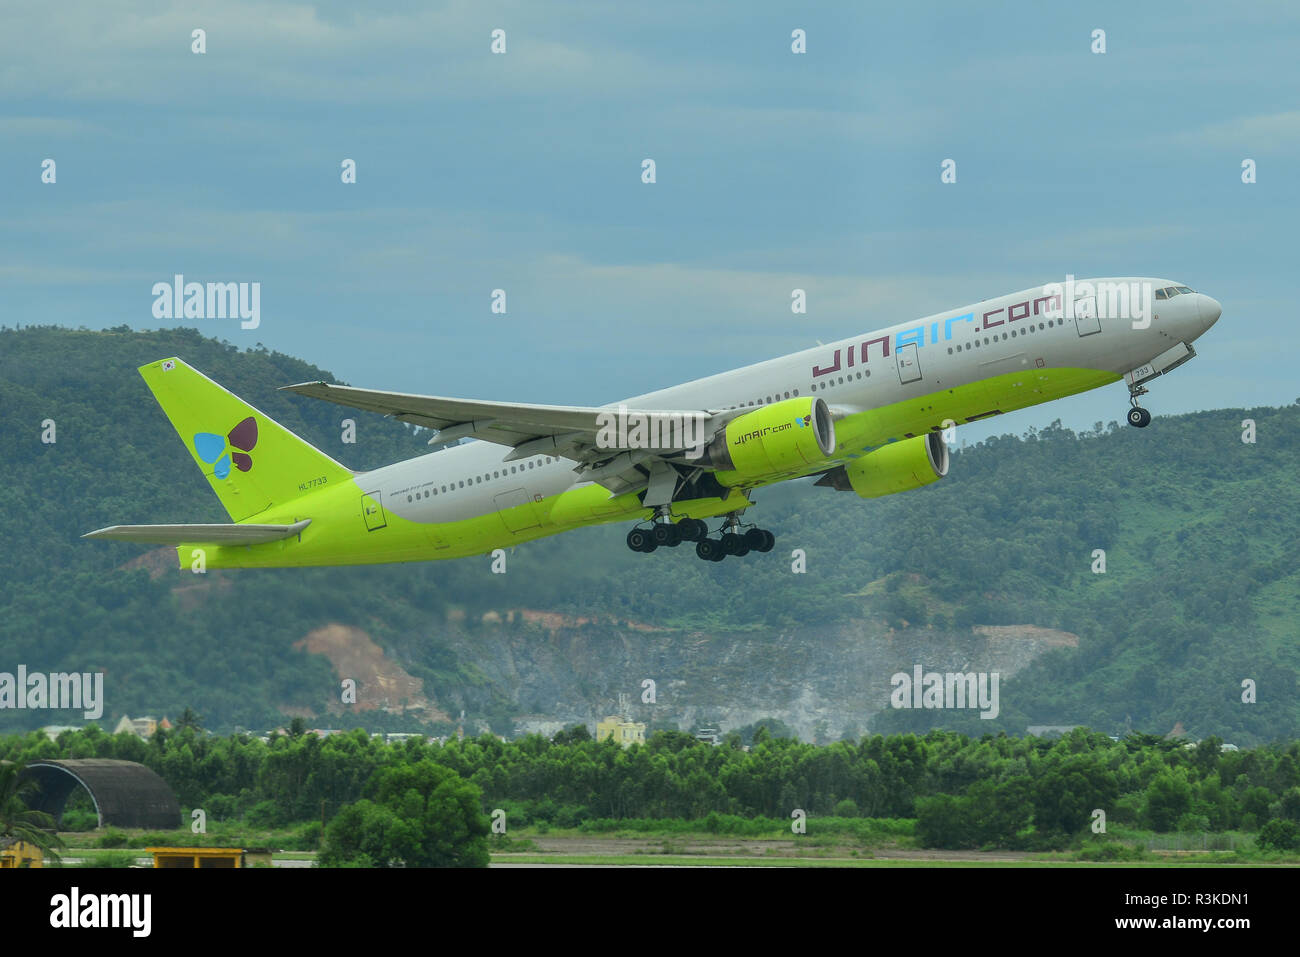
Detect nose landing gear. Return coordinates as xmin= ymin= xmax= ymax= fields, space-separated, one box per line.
xmin=1127 ymin=384 xmax=1152 ymax=428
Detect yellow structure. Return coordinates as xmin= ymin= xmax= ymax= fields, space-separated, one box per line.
xmin=148 ymin=846 xmax=244 ymax=868
xmin=596 ymin=716 xmax=646 ymax=747
xmin=0 ymin=838 xmax=44 ymax=868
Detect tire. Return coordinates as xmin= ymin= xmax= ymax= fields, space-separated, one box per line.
xmin=678 ymin=518 xmax=706 ymax=542
xmin=651 ymin=523 xmax=680 ymax=547
xmin=696 ymin=538 xmax=722 ymax=561
xmin=1127 ymin=407 xmax=1151 ymax=428
xmin=721 ymin=533 xmax=749 ymax=556
xmin=627 ymin=528 xmax=655 ymax=552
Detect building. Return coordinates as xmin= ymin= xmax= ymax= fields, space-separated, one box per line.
xmin=1026 ymin=725 xmax=1082 ymax=738
xmin=596 ymin=716 xmax=646 ymax=747
xmin=41 ymin=725 xmax=81 ymax=741
xmin=148 ymin=847 xmax=245 ymax=868
xmin=21 ymin=759 xmax=182 ymax=830
xmin=113 ymin=715 xmax=172 ymax=739
xmin=0 ymin=838 xmax=43 ymax=868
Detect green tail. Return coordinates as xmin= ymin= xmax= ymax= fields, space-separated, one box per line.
xmin=139 ymin=357 xmax=352 ymax=522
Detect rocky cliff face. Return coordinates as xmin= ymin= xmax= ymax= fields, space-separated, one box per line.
xmin=311 ymin=610 xmax=1077 ymax=739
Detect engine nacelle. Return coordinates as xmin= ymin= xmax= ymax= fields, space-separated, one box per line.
xmin=838 ymin=432 xmax=948 ymax=498
xmin=703 ymin=396 xmax=836 ymax=484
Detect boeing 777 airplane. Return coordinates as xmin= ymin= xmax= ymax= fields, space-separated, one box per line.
xmin=86 ymin=277 xmax=1221 ymax=567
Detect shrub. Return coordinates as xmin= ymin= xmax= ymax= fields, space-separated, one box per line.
xmin=1256 ymin=819 xmax=1300 ymax=852
xmin=96 ymin=828 xmax=127 ymax=848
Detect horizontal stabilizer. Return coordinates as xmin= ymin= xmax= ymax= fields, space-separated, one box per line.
xmin=82 ymin=519 xmax=311 ymax=546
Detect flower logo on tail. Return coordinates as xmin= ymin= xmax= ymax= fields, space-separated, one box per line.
xmin=193 ymin=416 xmax=258 ymax=479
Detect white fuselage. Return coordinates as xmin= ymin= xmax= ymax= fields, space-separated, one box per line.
xmin=366 ymin=277 xmax=1221 ymax=535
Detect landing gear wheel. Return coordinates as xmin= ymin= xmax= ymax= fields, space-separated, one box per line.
xmin=721 ymin=532 xmax=750 ymax=557
xmin=696 ymin=538 xmax=725 ymax=562
xmin=1127 ymin=407 xmax=1151 ymax=428
xmin=755 ymin=529 xmax=775 ymax=552
xmin=677 ymin=518 xmax=707 ymax=542
xmin=651 ymin=522 xmax=681 ymax=547
xmin=626 ymin=528 xmax=656 ymax=552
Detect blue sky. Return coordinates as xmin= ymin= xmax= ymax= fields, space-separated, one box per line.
xmin=3 ymin=1 xmax=1298 ymax=441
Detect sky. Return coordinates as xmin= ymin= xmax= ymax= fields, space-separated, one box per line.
xmin=3 ymin=0 xmax=1298 ymax=444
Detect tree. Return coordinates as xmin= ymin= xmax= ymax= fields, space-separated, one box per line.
xmin=319 ymin=760 xmax=489 ymax=867
xmin=175 ymin=708 xmax=203 ymax=733
xmin=1256 ymin=819 xmax=1300 ymax=852
xmin=1144 ymin=769 xmax=1192 ymax=832
xmin=552 ymin=724 xmax=591 ymax=746
xmin=1032 ymin=757 xmax=1118 ymax=837
xmin=0 ymin=762 xmax=66 ymax=862
xmin=318 ymin=800 xmax=416 ymax=867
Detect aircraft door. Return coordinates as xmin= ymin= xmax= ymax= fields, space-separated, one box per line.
xmin=494 ymin=488 xmax=541 ymax=533
xmin=1073 ymin=295 xmax=1100 ymax=336
xmin=362 ymin=490 xmax=387 ymax=530
xmin=896 ymin=343 xmax=922 ymax=384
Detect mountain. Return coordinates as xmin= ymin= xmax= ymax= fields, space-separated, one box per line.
xmin=1 ymin=325 xmax=1297 ymax=744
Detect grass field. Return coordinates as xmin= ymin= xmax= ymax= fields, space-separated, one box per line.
xmin=41 ymin=823 xmax=1300 ymax=867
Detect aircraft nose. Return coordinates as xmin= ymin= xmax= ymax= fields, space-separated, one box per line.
xmin=1198 ymin=294 xmax=1222 ymax=328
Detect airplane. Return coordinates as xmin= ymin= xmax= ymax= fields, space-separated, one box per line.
xmin=85 ymin=277 xmax=1222 ymax=567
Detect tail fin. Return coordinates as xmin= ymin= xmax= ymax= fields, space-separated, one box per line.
xmin=140 ymin=357 xmax=352 ymax=522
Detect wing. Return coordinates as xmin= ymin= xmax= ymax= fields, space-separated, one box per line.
xmin=83 ymin=520 xmax=311 ymax=545
xmin=281 ymin=380 xmax=722 ymax=496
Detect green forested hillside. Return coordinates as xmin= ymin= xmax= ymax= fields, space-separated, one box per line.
xmin=1 ymin=326 xmax=1297 ymax=742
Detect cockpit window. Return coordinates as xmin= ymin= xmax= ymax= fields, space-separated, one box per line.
xmin=1175 ymin=285 xmax=1194 ymax=294
xmin=1154 ymin=288 xmax=1168 ymax=300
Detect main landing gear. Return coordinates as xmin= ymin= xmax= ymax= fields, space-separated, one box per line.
xmin=625 ymin=511 xmax=775 ymax=560
xmin=1127 ymin=384 xmax=1152 ymax=428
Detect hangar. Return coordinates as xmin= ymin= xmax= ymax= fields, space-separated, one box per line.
xmin=19 ymin=759 xmax=181 ymax=830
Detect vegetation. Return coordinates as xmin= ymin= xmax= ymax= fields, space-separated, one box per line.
xmin=0 ymin=761 xmax=66 ymax=861
xmin=5 ymin=725 xmax=1300 ymax=859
